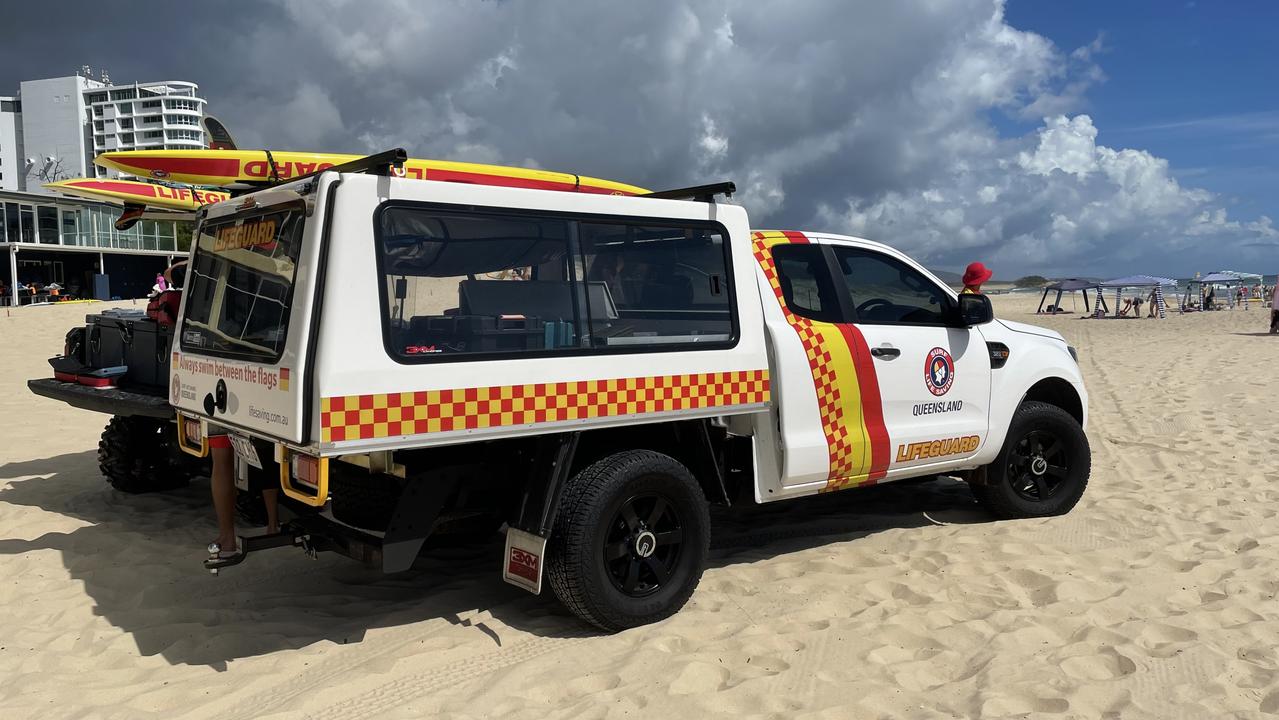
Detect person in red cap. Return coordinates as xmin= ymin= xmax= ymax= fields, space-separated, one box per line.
xmin=962 ymin=262 xmax=993 ymax=294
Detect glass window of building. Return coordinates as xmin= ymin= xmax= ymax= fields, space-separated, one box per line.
xmin=19 ymin=206 xmax=34 ymax=243
xmin=5 ymin=203 xmax=20 ymax=242
xmin=37 ymin=207 xmax=59 ymax=244
xmin=61 ymin=210 xmax=77 ymax=246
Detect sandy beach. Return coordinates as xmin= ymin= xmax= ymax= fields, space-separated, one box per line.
xmin=2 ymin=293 xmax=1278 ymax=719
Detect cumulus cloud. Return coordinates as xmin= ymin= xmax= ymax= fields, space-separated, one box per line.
xmin=8 ymin=0 xmax=1265 ymax=275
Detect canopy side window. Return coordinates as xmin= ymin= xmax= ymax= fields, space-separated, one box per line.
xmin=373 ymin=204 xmax=737 ymax=363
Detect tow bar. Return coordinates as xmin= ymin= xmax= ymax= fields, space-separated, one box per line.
xmin=204 ymin=526 xmax=312 ymax=575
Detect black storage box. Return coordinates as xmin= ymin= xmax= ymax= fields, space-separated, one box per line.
xmin=407 ymin=314 xmax=546 ymax=354
xmin=86 ymin=313 xmax=131 ymax=370
xmin=85 ymin=311 xmax=174 ymax=389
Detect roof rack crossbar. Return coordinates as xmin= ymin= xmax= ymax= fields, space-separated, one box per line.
xmin=642 ymin=181 xmax=736 ymax=202
xmin=288 ymin=147 xmax=409 ymax=186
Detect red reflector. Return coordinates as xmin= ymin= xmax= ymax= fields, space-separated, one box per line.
xmin=294 ymin=455 xmax=321 ymax=489
xmin=77 ymin=375 xmax=116 ymax=387
xmin=182 ymin=417 xmax=202 ymax=446
xmin=54 ymin=372 xmax=77 ymax=383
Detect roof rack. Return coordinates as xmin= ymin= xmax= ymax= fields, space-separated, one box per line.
xmin=642 ymin=181 xmax=736 ymax=203
xmin=289 ymin=147 xmax=409 ymax=186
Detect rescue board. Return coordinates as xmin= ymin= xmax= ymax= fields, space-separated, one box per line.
xmin=95 ymin=149 xmax=650 ymax=195
xmin=43 ymin=178 xmax=231 ymax=212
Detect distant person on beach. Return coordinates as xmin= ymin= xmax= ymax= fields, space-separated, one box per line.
xmin=1270 ymin=282 xmax=1279 ymax=334
xmin=1204 ymin=285 xmax=1216 ymax=310
xmin=962 ymin=262 xmax=992 ymax=294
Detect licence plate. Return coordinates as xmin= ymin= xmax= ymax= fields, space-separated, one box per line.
xmin=229 ymin=433 xmax=263 ymax=469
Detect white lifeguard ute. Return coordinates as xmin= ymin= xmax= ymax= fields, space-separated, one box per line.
xmin=171 ymin=149 xmax=1090 ymax=630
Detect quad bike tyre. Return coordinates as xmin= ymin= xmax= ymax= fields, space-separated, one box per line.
xmin=97 ymin=415 xmax=197 ymax=493
xmin=547 ymin=450 xmax=710 ymax=631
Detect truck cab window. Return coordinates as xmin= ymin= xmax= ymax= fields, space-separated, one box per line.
xmin=770 ymin=244 xmax=843 ymax=323
xmin=833 ymin=247 xmax=950 ymax=326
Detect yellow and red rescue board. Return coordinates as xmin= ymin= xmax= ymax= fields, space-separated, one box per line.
xmin=95 ymin=149 xmax=650 ymax=195
xmin=43 ymin=178 xmax=231 ymax=212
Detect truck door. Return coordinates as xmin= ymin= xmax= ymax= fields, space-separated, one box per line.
xmin=827 ymin=245 xmax=991 ymax=474
xmin=754 ymin=232 xmax=892 ymax=492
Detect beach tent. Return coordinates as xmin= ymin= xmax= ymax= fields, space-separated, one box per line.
xmin=1099 ymin=275 xmax=1177 ymax=318
xmin=1195 ymin=271 xmax=1262 ymax=308
xmin=1037 ymin=278 xmax=1098 ymax=314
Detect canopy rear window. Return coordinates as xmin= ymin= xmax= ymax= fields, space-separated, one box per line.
xmin=180 ymin=206 xmax=305 ymax=363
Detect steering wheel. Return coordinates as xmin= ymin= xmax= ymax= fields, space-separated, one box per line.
xmin=856 ymin=298 xmax=894 ymax=318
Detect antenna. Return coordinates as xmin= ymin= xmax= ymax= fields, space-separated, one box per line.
xmin=80 ymin=65 xmax=91 ymax=79
xmin=100 ymin=69 xmax=111 ymax=85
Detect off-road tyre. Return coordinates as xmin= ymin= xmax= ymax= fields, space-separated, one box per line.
xmin=972 ymin=401 xmax=1090 ymax=519
xmin=546 ymin=450 xmax=710 ymax=632
xmin=97 ymin=416 xmax=193 ymax=493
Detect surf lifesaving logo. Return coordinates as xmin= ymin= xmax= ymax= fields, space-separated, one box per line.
xmin=925 ymin=347 xmax=954 ymax=396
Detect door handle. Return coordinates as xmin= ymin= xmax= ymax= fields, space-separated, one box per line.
xmin=871 ymin=345 xmax=900 ymax=359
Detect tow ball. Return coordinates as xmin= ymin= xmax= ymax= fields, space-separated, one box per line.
xmin=204 ymin=527 xmax=311 ymax=575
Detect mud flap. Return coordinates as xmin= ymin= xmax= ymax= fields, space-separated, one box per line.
xmin=503 ymin=527 xmax=547 ymax=595
xmin=381 ymin=478 xmax=454 ymax=574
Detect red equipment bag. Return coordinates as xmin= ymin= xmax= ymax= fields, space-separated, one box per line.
xmin=146 ymin=290 xmax=182 ymax=327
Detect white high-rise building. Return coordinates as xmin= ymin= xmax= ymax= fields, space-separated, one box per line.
xmin=0 ymin=71 xmax=210 ymax=193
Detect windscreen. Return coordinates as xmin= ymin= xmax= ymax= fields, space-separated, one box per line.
xmin=180 ymin=207 xmax=305 ymax=363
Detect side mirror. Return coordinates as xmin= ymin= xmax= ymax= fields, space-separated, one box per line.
xmin=956 ymin=293 xmax=994 ymax=326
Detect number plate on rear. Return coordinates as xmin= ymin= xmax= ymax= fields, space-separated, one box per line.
xmin=229 ymin=433 xmax=263 ymax=470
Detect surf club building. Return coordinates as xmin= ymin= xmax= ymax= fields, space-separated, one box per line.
xmin=0 ymin=70 xmax=208 ymax=305
xmin=1 ymin=189 xmax=186 ymax=307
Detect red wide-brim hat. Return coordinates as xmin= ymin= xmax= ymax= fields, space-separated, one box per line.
xmin=963 ymin=262 xmax=993 ymax=286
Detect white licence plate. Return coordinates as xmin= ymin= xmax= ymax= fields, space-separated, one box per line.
xmin=229 ymin=433 xmax=263 ymax=470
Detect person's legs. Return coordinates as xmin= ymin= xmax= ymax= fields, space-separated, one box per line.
xmin=262 ymin=488 xmax=280 ymax=534
xmin=1270 ymin=309 xmax=1279 ymax=334
xmin=210 ymin=443 xmax=238 ymax=550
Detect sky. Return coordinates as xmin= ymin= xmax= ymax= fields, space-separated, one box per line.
xmin=1 ymin=0 xmax=1276 ymax=278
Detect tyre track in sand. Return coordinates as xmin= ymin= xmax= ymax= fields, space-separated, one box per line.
xmin=300 ymin=630 xmax=592 ymax=720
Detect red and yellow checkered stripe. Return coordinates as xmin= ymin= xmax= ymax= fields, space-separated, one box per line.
xmin=321 ymin=370 xmax=770 ymax=443
xmin=753 ymin=231 xmax=890 ymax=490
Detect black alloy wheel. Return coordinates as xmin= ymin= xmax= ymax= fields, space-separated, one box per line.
xmin=1007 ymin=430 xmax=1070 ymax=502
xmin=603 ymin=493 xmax=685 ymax=598
xmin=971 ymin=401 xmax=1090 ymax=519
xmin=547 ymin=449 xmax=710 ymax=631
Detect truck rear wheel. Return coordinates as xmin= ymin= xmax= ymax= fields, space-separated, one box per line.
xmin=972 ymin=401 xmax=1090 ymax=519
xmin=98 ymin=416 xmax=192 ymax=494
xmin=546 ymin=450 xmax=710 ymax=632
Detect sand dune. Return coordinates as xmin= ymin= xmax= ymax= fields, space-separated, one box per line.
xmin=2 ymin=294 xmax=1279 ymax=718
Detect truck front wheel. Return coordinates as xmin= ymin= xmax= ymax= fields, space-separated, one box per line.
xmin=546 ymin=450 xmax=710 ymax=632
xmin=972 ymin=401 xmax=1090 ymax=519
xmin=98 ymin=416 xmax=194 ymax=493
